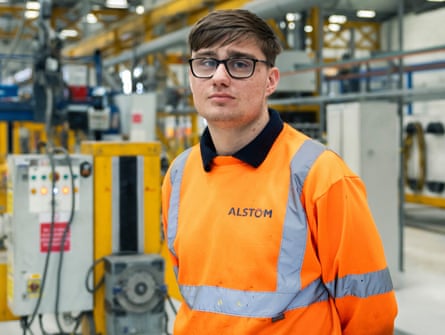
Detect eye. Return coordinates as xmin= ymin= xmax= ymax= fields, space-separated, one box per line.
xmin=229 ymin=58 xmax=252 ymax=70
xmin=199 ymin=58 xmax=217 ymax=68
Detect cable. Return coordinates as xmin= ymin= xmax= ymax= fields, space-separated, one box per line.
xmin=20 ymin=316 xmax=35 ymax=335
xmin=49 ymin=146 xmax=76 ymax=335
xmin=163 ymin=310 xmax=172 ymax=335
xmin=85 ymin=250 xmax=140 ymax=294
xmin=85 ymin=257 xmax=106 ymax=294
xmin=38 ymin=314 xmax=50 ymax=335
xmin=37 ymin=312 xmax=85 ymax=335
xmin=163 ymin=294 xmax=177 ymax=335
xmin=20 ymin=146 xmax=57 ymax=334
xmin=21 ymin=145 xmax=81 ymax=335
xmin=165 ymin=294 xmax=178 ymax=316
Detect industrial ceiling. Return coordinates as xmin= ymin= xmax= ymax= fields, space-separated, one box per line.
xmin=0 ymin=0 xmax=444 ymax=78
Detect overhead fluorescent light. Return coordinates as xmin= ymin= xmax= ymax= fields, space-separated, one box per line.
xmin=357 ymin=10 xmax=376 ymax=18
xmin=60 ymin=29 xmax=79 ymax=38
xmin=135 ymin=5 xmax=145 ymax=15
xmin=328 ymin=23 xmax=341 ymax=32
xmin=304 ymin=25 xmax=313 ymax=33
xmin=286 ymin=13 xmax=301 ymax=22
xmin=86 ymin=13 xmax=98 ymax=24
xmin=427 ymin=0 xmax=445 ymax=2
xmin=106 ymin=0 xmax=128 ymax=8
xmin=25 ymin=10 xmax=39 ymax=19
xmin=328 ymin=14 xmax=347 ymax=24
xmin=26 ymin=1 xmax=40 ymax=10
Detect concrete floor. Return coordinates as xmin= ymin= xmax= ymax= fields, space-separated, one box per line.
xmin=1 ymin=204 xmax=444 ymax=335
xmin=395 ymin=205 xmax=445 ymax=335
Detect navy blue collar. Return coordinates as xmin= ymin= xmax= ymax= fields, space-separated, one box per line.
xmin=200 ymin=109 xmax=284 ymax=172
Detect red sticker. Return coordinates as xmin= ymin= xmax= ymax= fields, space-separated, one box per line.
xmin=132 ymin=113 xmax=142 ymax=123
xmin=40 ymin=223 xmax=71 ymax=252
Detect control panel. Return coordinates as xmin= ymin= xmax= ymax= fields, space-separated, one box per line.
xmin=28 ymin=164 xmax=81 ymax=213
xmin=5 ymin=154 xmax=93 ymax=316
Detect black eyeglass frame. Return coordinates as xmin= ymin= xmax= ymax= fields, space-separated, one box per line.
xmin=188 ymin=57 xmax=273 ymax=79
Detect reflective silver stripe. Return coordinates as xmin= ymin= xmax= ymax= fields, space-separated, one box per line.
xmin=278 ymin=140 xmax=325 ymax=291
xmin=325 ymin=268 xmax=394 ymax=299
xmin=168 ymin=140 xmax=329 ymax=317
xmin=167 ymin=139 xmax=394 ymax=317
xmin=167 ymin=148 xmax=192 ymax=258
xmin=180 ymin=277 xmax=329 ymax=317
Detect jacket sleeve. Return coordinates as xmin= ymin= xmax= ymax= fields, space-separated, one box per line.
xmin=303 ymin=151 xmax=398 ymax=335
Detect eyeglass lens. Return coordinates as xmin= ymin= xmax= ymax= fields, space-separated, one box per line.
xmin=191 ymin=58 xmax=255 ymax=78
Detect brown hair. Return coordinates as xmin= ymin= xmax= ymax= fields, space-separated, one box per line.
xmin=188 ymin=9 xmax=282 ymax=66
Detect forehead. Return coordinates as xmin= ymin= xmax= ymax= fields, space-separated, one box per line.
xmin=191 ymin=39 xmax=263 ymax=58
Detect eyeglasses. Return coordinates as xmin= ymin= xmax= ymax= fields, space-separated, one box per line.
xmin=188 ymin=57 xmax=272 ymax=79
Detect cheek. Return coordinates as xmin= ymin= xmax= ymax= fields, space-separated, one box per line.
xmin=189 ymin=77 xmax=204 ymax=95
xmin=189 ymin=80 xmax=205 ymax=108
xmin=188 ymin=74 xmax=195 ymax=93
xmin=244 ymin=82 xmax=268 ymax=99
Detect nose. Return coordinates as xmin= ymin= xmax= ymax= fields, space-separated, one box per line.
xmin=212 ymin=62 xmax=231 ymax=81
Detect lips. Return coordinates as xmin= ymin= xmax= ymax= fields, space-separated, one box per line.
xmin=209 ymin=93 xmax=235 ymax=102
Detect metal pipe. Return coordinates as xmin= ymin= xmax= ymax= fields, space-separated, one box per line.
xmin=268 ymin=86 xmax=445 ymax=105
xmin=315 ymin=6 xmax=325 ymax=138
xmin=397 ymin=0 xmax=405 ymax=274
xmin=278 ymin=44 xmax=445 ymax=75
xmin=103 ymin=0 xmax=325 ymax=68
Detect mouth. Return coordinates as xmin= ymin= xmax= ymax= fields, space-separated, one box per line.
xmin=209 ymin=93 xmax=235 ymax=102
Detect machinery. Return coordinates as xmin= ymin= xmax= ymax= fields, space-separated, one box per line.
xmin=66 ymin=86 xmax=113 ymax=140
xmin=80 ymin=141 xmax=178 ymax=335
xmin=0 ymin=141 xmax=177 ymax=334
xmin=274 ymin=50 xmax=316 ymax=94
xmin=105 ymin=254 xmax=166 ymax=335
xmin=5 ymin=153 xmax=93 ymax=326
xmin=404 ymin=114 xmax=445 ymax=208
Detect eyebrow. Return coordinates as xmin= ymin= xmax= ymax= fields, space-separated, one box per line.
xmin=193 ymin=50 xmax=257 ymax=59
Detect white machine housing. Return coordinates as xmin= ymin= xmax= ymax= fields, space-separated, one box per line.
xmin=275 ymin=50 xmax=316 ymax=93
xmin=326 ymin=101 xmax=401 ymax=286
xmin=6 ymin=154 xmax=93 ymax=316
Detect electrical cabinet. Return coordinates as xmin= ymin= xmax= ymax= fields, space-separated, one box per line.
xmin=5 ymin=154 xmax=94 ymax=315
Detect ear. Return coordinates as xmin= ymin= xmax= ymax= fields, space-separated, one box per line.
xmin=265 ymin=67 xmax=280 ymax=97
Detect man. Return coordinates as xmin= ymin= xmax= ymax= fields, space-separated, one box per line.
xmin=162 ymin=9 xmax=397 ymax=334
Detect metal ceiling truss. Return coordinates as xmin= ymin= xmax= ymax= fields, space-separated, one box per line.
xmin=63 ymin=0 xmax=252 ymax=58
xmin=322 ymin=21 xmax=380 ymax=51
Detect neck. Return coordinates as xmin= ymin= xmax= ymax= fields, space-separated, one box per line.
xmin=208 ymin=109 xmax=270 ymax=156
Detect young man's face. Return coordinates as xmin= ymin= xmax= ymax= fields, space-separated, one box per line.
xmin=189 ymin=39 xmax=279 ymax=130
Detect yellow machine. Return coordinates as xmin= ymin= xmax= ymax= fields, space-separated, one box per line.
xmin=80 ymin=141 xmax=180 ymax=335
xmin=0 ymin=139 xmax=180 ymax=334
xmin=0 ymin=122 xmax=18 ymax=321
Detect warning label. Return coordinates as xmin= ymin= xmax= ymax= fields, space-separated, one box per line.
xmin=40 ymin=222 xmax=71 ymax=253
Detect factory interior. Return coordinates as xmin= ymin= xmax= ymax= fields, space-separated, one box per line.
xmin=0 ymin=0 xmax=444 ymax=334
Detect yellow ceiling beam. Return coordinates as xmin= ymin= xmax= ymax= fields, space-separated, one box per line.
xmin=0 ymin=6 xmax=25 ymax=17
xmin=62 ymin=0 xmax=252 ymax=58
xmin=62 ymin=0 xmax=218 ymax=57
xmin=51 ymin=7 xmax=128 ymax=29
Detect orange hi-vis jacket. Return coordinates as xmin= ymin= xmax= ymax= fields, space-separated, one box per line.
xmin=162 ymin=114 xmax=398 ymax=334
